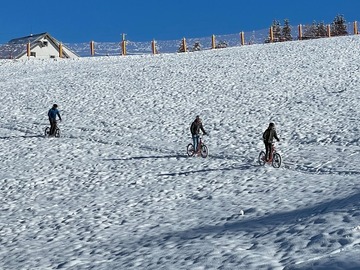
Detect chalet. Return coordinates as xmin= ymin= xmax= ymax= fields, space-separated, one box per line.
xmin=0 ymin=32 xmax=79 ymax=59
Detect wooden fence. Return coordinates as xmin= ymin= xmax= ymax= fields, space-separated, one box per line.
xmin=87 ymin=21 xmax=359 ymax=56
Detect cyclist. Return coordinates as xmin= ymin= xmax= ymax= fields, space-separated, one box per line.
xmin=190 ymin=115 xmax=207 ymax=153
xmin=262 ymin=122 xmax=280 ymax=161
xmin=48 ymin=104 xmax=62 ymax=136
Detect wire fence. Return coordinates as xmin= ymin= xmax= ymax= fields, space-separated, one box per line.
xmin=0 ymin=22 xmax=358 ymax=58
xmin=62 ymin=28 xmax=272 ymax=57
xmin=66 ymin=22 xmax=360 ymax=57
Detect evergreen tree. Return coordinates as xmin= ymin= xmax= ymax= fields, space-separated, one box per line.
xmin=281 ymin=19 xmax=292 ymax=41
xmin=272 ymin=20 xmax=282 ymax=41
xmin=192 ymin=41 xmax=201 ymax=52
xmin=331 ymin=14 xmax=348 ymax=36
xmin=215 ymin=41 xmax=228 ymax=49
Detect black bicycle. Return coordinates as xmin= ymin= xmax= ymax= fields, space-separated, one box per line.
xmin=45 ymin=124 xmax=60 ymax=138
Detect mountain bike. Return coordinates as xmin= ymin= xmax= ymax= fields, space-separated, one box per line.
xmin=187 ymin=135 xmax=208 ymax=158
xmin=45 ymin=123 xmax=60 ymax=138
xmin=258 ymin=143 xmax=281 ymax=168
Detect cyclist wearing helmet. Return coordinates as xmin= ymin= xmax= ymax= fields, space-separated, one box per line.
xmin=48 ymin=104 xmax=62 ymax=136
xmin=190 ymin=115 xmax=207 ymax=152
xmin=263 ymin=122 xmax=280 ymax=161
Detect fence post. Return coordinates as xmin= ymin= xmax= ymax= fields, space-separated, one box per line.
xmin=59 ymin=43 xmax=63 ymax=58
xmin=327 ymin=24 xmax=331 ymax=37
xmin=121 ymin=33 xmax=127 ymax=56
xmin=354 ymin=21 xmax=358 ymax=35
xmin=240 ymin=32 xmax=245 ymax=45
xmin=211 ymin=34 xmax=216 ymax=49
xmin=182 ymin=37 xmax=187 ymax=52
xmin=90 ymin=41 xmax=95 ymax=56
xmin=151 ymin=39 xmax=157 ymax=54
xmin=269 ymin=26 xmax=274 ymax=42
xmin=27 ymin=41 xmax=31 ymax=57
xmin=298 ymin=24 xmax=303 ymax=40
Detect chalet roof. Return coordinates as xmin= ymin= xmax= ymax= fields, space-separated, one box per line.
xmin=8 ymin=32 xmax=48 ymax=44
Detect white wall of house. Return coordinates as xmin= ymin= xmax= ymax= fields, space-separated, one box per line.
xmin=63 ymin=48 xmax=78 ymax=58
xmin=18 ymin=36 xmax=78 ymax=59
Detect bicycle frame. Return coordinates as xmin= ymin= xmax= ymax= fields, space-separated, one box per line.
xmin=258 ymin=142 xmax=281 ymax=168
xmin=187 ymin=134 xmax=208 ymax=158
xmin=271 ymin=143 xmax=276 ymax=154
xmin=267 ymin=144 xmax=276 ymax=161
xmin=45 ymin=123 xmax=60 ymax=137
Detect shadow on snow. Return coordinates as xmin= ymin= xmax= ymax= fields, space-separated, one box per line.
xmin=0 ymin=135 xmax=44 ymax=139
xmin=158 ymin=163 xmax=257 ymax=176
xmin=111 ymin=192 xmax=360 ymax=267
xmin=103 ymin=154 xmax=188 ymax=161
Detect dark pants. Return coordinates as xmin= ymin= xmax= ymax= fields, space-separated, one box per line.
xmin=264 ymin=142 xmax=272 ymax=161
xmin=49 ymin=118 xmax=57 ymax=135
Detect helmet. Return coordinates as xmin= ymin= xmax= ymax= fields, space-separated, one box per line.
xmin=53 ymin=104 xmax=58 ymax=108
xmin=269 ymin=122 xmax=275 ymax=127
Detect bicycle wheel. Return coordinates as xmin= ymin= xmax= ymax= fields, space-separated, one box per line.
xmin=187 ymin=143 xmax=195 ymax=156
xmin=200 ymin=144 xmax=208 ymax=158
xmin=258 ymin=151 xmax=266 ymax=166
xmin=272 ymin=153 xmax=282 ymax=168
xmin=54 ymin=128 xmax=60 ymax=138
xmin=45 ymin=127 xmax=50 ymax=137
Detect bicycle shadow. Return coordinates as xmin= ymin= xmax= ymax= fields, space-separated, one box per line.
xmin=104 ymin=154 xmax=188 ymax=161
xmin=158 ymin=162 xmax=257 ymax=177
xmin=0 ymin=135 xmax=45 ymax=140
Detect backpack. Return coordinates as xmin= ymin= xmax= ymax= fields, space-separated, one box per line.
xmin=263 ymin=128 xmax=270 ymax=141
xmin=190 ymin=121 xmax=197 ymax=135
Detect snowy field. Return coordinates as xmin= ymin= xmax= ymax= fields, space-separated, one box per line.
xmin=1 ymin=35 xmax=360 ymax=270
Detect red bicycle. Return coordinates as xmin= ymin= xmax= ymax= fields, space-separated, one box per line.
xmin=187 ymin=136 xmax=208 ymax=158
xmin=258 ymin=143 xmax=281 ymax=168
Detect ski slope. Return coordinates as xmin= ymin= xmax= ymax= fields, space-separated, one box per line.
xmin=1 ymin=35 xmax=360 ymax=269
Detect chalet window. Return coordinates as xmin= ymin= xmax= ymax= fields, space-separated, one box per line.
xmin=30 ymin=52 xmax=36 ymax=57
xmin=38 ymin=41 xmax=48 ymax=47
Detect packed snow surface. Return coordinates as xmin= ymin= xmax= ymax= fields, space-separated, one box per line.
xmin=1 ymin=35 xmax=360 ymax=269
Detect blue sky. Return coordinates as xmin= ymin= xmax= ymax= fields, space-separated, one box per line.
xmin=1 ymin=0 xmax=360 ymax=43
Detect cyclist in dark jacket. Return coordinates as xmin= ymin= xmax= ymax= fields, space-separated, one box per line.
xmin=263 ymin=122 xmax=280 ymax=161
xmin=190 ymin=115 xmax=207 ymax=152
xmin=48 ymin=104 xmax=62 ymax=136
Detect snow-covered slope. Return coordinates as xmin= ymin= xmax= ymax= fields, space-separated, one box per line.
xmin=1 ymin=35 xmax=360 ymax=270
